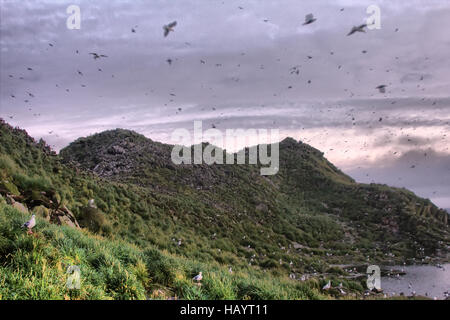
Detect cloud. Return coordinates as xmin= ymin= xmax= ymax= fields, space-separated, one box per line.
xmin=347 ymin=148 xmax=450 ymax=208
xmin=1 ymin=0 xmax=450 ymax=207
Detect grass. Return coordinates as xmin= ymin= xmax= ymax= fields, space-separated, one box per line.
xmin=0 ymin=119 xmax=448 ymax=300
xmin=0 ymin=203 xmax=330 ymax=300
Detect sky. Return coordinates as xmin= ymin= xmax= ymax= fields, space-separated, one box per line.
xmin=0 ymin=0 xmax=449 ymax=209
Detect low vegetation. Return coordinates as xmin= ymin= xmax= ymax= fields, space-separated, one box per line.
xmin=0 ymin=119 xmax=448 ymax=299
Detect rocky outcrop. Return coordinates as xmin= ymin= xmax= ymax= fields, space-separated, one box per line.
xmin=12 ymin=201 xmax=29 ymax=215
xmin=50 ymin=205 xmax=80 ymax=228
xmin=0 ymin=181 xmax=80 ymax=229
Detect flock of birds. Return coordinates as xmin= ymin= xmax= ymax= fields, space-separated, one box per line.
xmin=5 ymin=9 xmax=399 ymax=129
xmin=5 ymin=5 xmax=448 ymax=298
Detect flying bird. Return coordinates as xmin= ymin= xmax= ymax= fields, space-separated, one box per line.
xmin=22 ymin=215 xmax=36 ymax=234
xmin=163 ymin=21 xmax=177 ymax=37
xmin=347 ymin=24 xmax=367 ymax=36
xmin=303 ymin=13 xmax=316 ymax=25
xmin=376 ymin=85 xmax=387 ymax=93
xmin=89 ymin=52 xmax=108 ymax=60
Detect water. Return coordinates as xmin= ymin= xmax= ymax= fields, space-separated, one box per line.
xmin=381 ymin=264 xmax=450 ymax=299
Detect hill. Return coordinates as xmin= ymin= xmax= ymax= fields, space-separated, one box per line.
xmin=0 ymin=119 xmax=448 ymax=299
xmin=60 ymin=127 xmax=449 ymax=263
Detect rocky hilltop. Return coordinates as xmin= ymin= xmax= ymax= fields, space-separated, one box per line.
xmin=1 ymin=120 xmax=449 ymax=283
xmin=60 ymin=127 xmax=449 ymax=262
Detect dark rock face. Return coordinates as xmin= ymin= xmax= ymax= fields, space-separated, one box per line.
xmin=61 ymin=129 xmax=173 ymax=178
xmin=0 ymin=182 xmax=80 ymax=229
xmin=50 ymin=205 xmax=80 ymax=228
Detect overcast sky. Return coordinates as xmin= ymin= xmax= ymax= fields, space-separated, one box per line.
xmin=1 ymin=0 xmax=449 ymax=208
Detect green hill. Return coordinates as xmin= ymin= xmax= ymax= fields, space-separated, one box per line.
xmin=0 ymin=119 xmax=448 ymax=299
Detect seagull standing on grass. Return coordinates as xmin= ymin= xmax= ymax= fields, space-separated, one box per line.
xmin=193 ymin=272 xmax=203 ymax=283
xmin=322 ymin=280 xmax=331 ymax=290
xmin=22 ymin=215 xmax=36 ymax=234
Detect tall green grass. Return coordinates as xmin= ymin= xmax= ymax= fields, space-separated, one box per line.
xmin=0 ymin=204 xmax=328 ymax=300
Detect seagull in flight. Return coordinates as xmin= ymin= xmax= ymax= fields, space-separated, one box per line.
xmin=376 ymin=85 xmax=387 ymax=93
xmin=347 ymin=24 xmax=368 ymax=36
xmin=89 ymin=52 xmax=108 ymax=60
xmin=163 ymin=21 xmax=177 ymax=37
xmin=22 ymin=215 xmax=36 ymax=234
xmin=303 ymin=13 xmax=317 ymax=25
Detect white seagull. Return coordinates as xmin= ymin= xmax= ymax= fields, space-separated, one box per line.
xmin=303 ymin=13 xmax=317 ymax=25
xmin=22 ymin=214 xmax=36 ymax=234
xmin=347 ymin=24 xmax=367 ymax=36
xmin=193 ymin=272 xmax=203 ymax=283
xmin=322 ymin=280 xmax=331 ymax=290
xmin=163 ymin=21 xmax=177 ymax=37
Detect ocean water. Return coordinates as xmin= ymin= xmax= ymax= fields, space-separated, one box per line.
xmin=381 ymin=264 xmax=449 ymax=299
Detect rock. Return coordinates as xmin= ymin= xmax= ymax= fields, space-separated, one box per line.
xmin=371 ymin=287 xmax=383 ymax=294
xmin=50 ymin=205 xmax=80 ymax=228
xmin=12 ymin=202 xmax=29 ymax=214
xmin=23 ymin=190 xmax=53 ymax=208
xmin=33 ymin=205 xmax=50 ymax=221
xmin=107 ymin=145 xmax=125 ymax=155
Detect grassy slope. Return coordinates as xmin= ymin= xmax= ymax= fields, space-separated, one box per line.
xmin=0 ymin=203 xmax=331 ymax=300
xmin=0 ymin=119 xmax=448 ymax=299
xmin=60 ymin=127 xmax=449 ymax=265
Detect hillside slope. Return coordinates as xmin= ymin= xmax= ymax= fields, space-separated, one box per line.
xmin=0 ymin=119 xmax=449 ymax=300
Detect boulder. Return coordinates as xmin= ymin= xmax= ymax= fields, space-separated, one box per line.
xmin=107 ymin=145 xmax=125 ymax=155
xmin=12 ymin=202 xmax=29 ymax=214
xmin=33 ymin=205 xmax=50 ymax=221
xmin=23 ymin=190 xmax=53 ymax=208
xmin=50 ymin=205 xmax=80 ymax=228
